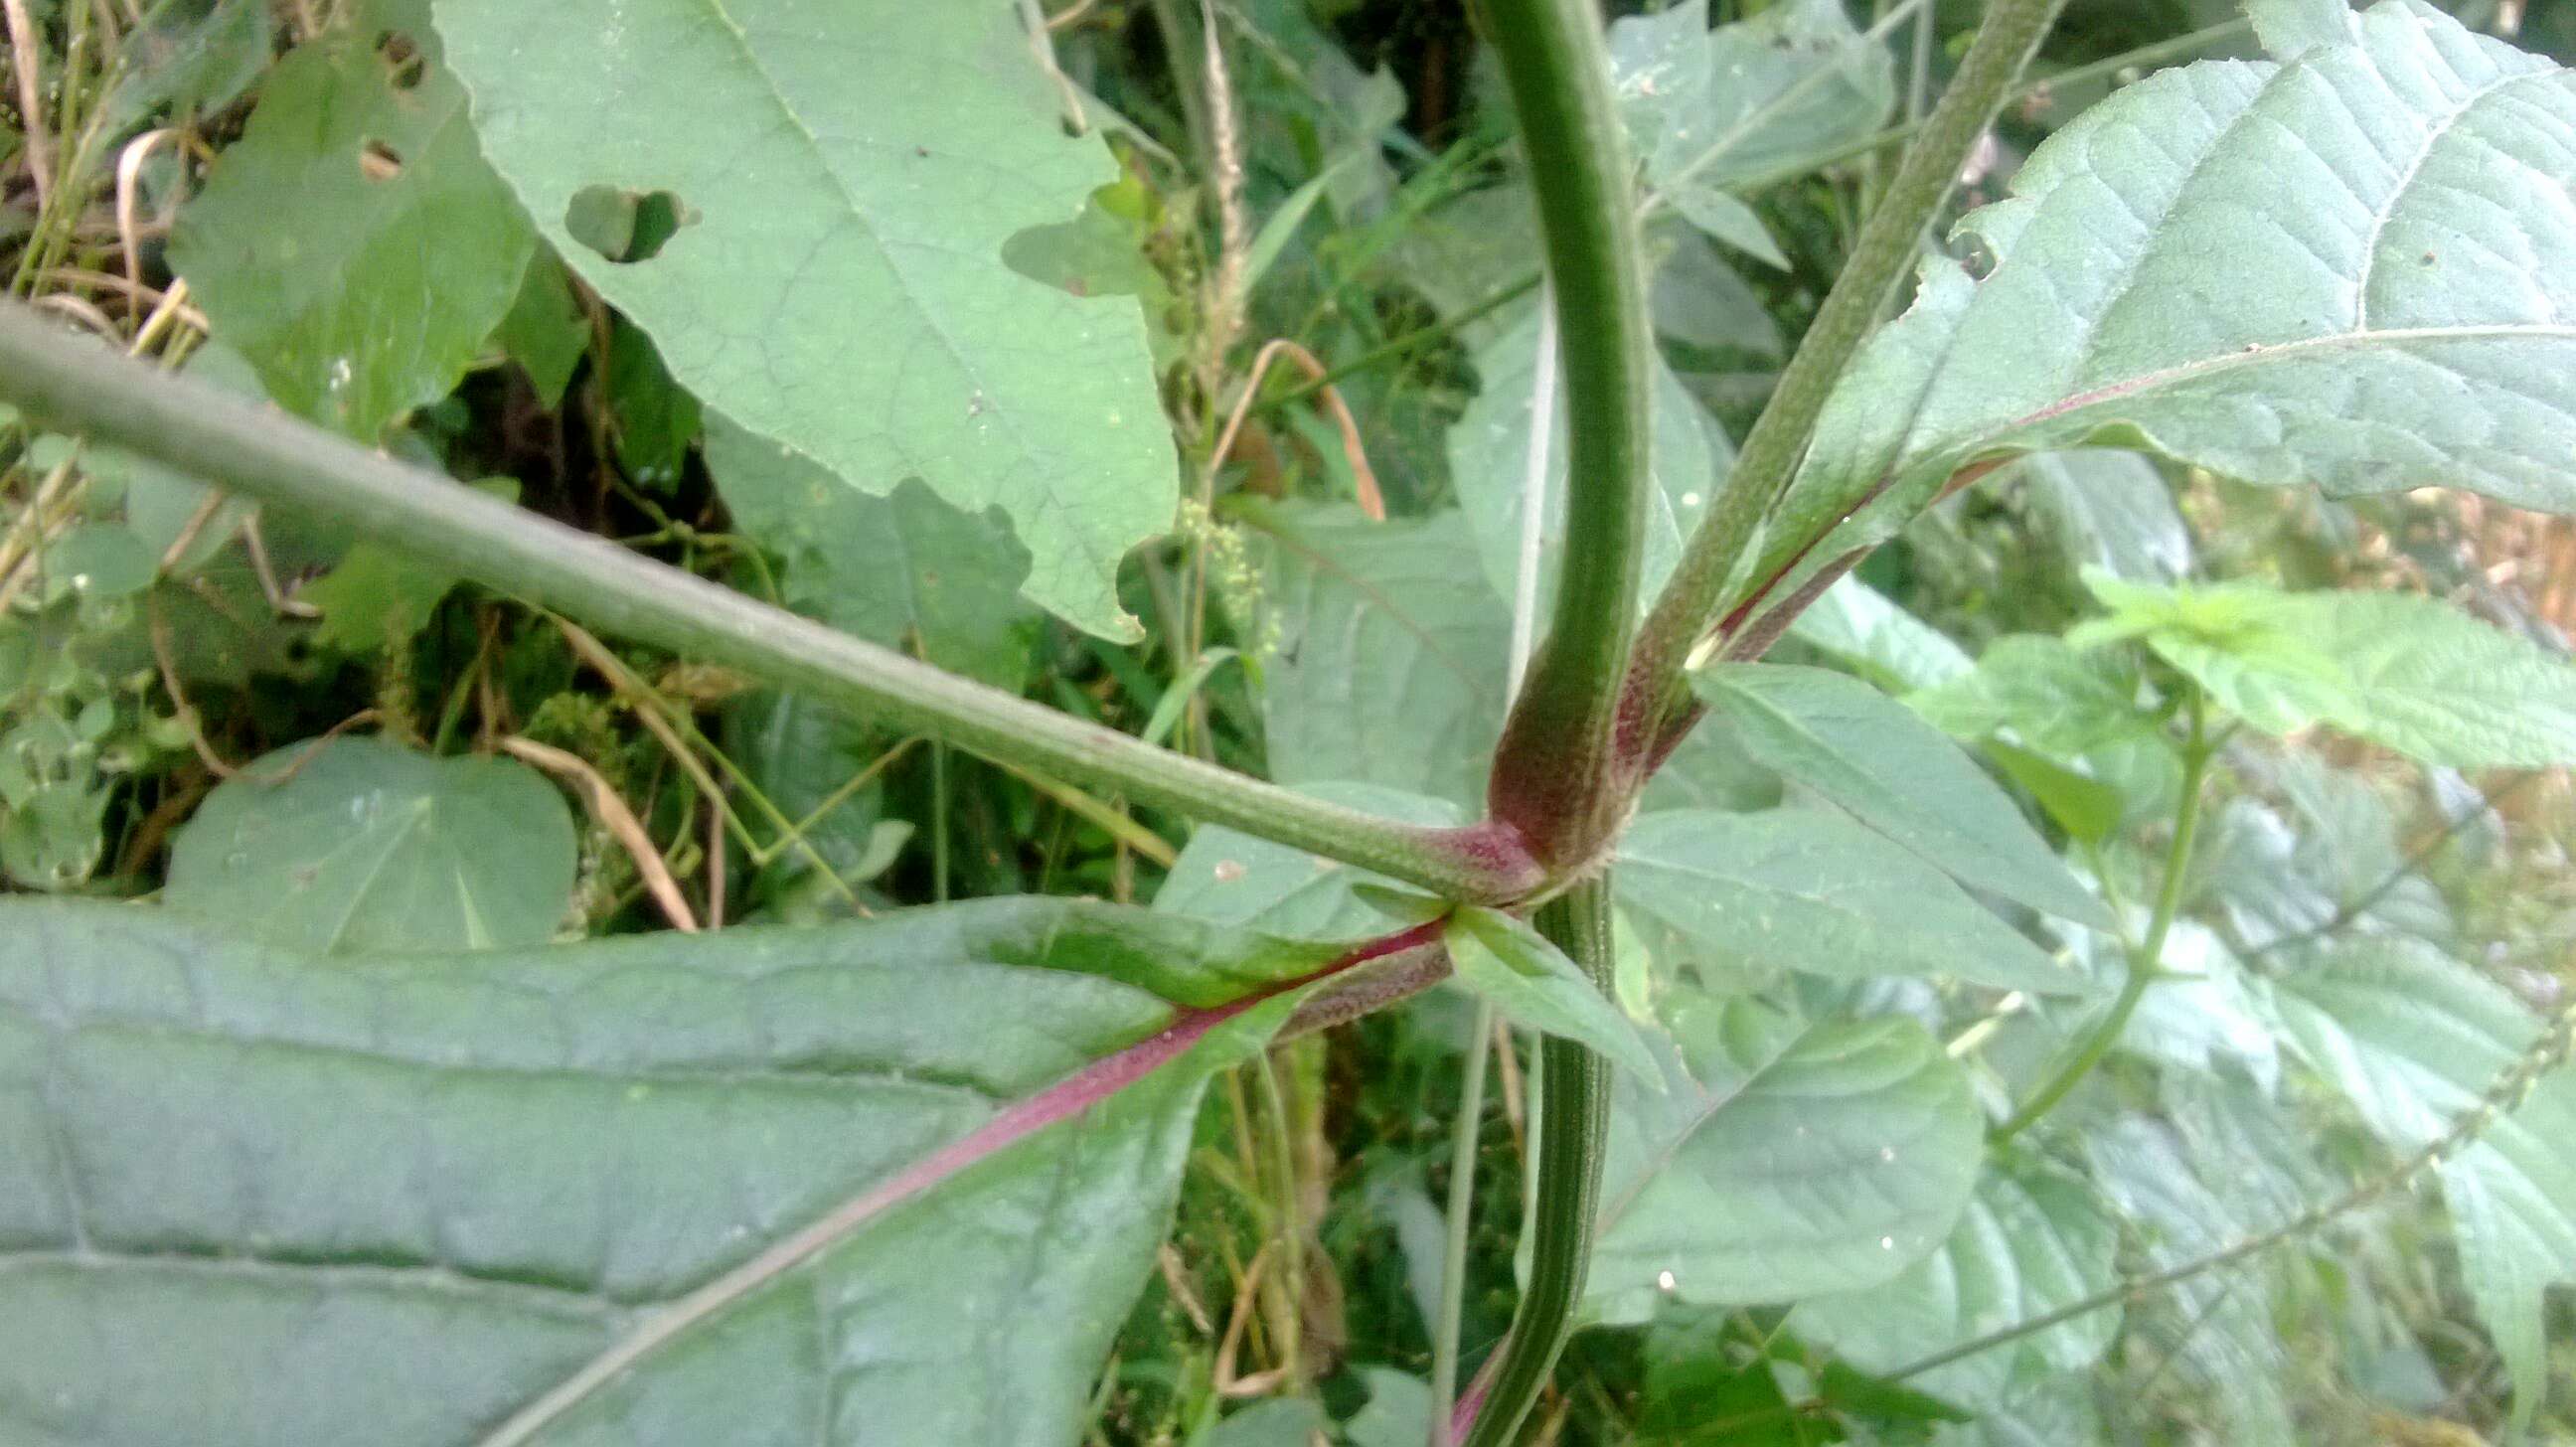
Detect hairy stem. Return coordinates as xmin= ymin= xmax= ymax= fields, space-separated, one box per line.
xmin=1476 ymin=0 xmax=1654 ymax=868
xmin=1995 ymin=686 xmax=2210 ymax=1141
xmin=1460 ymin=877 xmax=1615 ymax=1447
xmin=0 ymin=302 xmax=1543 ymax=903
xmin=1628 ymin=0 xmax=2069 ymax=725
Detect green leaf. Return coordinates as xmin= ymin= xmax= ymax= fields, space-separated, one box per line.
xmin=1615 ymin=809 xmax=2088 ymax=995
xmin=1450 ymin=301 xmax=1732 ymax=615
xmin=1246 ymin=502 xmax=1508 ymax=812
xmin=1909 ymin=634 xmax=2153 ymax=759
xmin=1794 ymin=1163 xmax=2121 ymax=1412
xmin=1156 ymin=783 xmax=1463 ymax=942
xmin=1927 ymin=1375 xmax=2106 ymax=1447
xmin=0 ymin=895 xmax=1347 ymax=1447
xmin=2273 ymin=940 xmax=2576 ymax=1426
xmin=2247 ymin=0 xmax=2359 ymax=58
xmin=2081 ymin=573 xmax=2576 ymax=767
xmin=170 ymin=0 xmax=535 ymax=440
xmin=2084 ymin=1118 xmax=2298 ymax=1447
xmin=705 ymin=414 xmax=1038 ymax=690
xmin=493 ymin=251 xmax=589 ymax=408
xmin=1611 ymin=0 xmax=1894 ymax=259
xmin=1786 ymin=575 xmax=1973 ymax=692
xmin=164 ymin=736 xmax=578 ymax=953
xmin=2012 ymin=450 xmax=2191 ymax=583
xmin=1445 ymin=906 xmax=1661 ymax=1083
xmin=1589 ymin=990 xmax=1982 ymax=1317
xmin=1985 ymin=741 xmax=2123 ymax=846
xmin=1777 ymin=2 xmax=2576 ymax=591
xmin=303 ymin=478 xmax=518 ymax=652
xmin=433 ymin=0 xmax=1177 ymax=640
xmin=1694 ymin=664 xmax=2108 ymax=926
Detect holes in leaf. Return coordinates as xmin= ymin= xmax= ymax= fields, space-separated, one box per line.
xmin=564 ymin=185 xmax=696 ymax=264
xmin=359 ymin=139 xmax=404 ymax=182
xmin=377 ymin=31 xmax=425 ymax=90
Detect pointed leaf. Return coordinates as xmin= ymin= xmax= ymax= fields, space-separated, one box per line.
xmin=1695 ymin=663 xmax=2108 ymax=925
xmin=0 ymin=896 xmax=1366 ymax=1446
xmin=1446 ymin=907 xmax=1661 ymax=1083
xmin=432 ymin=0 xmax=1177 ymax=639
xmin=1589 ymin=990 xmax=1982 ymax=1317
xmin=164 ymin=736 xmax=577 ymax=954
xmin=1616 ymin=809 xmax=2089 ymax=995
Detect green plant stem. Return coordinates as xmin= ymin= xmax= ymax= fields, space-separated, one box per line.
xmin=1475 ymin=0 xmax=1654 ymax=868
xmin=1429 ymin=1002 xmax=1496 ymax=1446
xmin=1461 ymin=877 xmax=1614 ymax=1447
xmin=1995 ymin=686 xmax=2211 ymax=1141
xmin=0 ymin=301 xmax=1542 ymax=904
xmin=1628 ymin=0 xmax=2069 ymax=722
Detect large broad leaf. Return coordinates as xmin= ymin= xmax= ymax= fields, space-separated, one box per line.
xmin=0 ymin=896 xmax=1364 ymax=1446
xmin=2078 ymin=573 xmax=2576 ymax=767
xmin=1448 ymin=301 xmax=1732 ymax=613
xmin=163 ymin=736 xmax=578 ymax=954
xmin=704 ymin=414 xmax=1038 ymax=690
xmin=1246 ymin=503 xmax=1508 ymax=812
xmin=1693 ymin=664 xmax=2107 ymax=926
xmin=1615 ymin=809 xmax=2088 ymax=996
xmin=170 ymin=0 xmax=534 ymax=440
xmin=1610 ymin=0 xmax=1894 ymax=264
xmin=1793 ymin=1163 xmax=2121 ymax=1412
xmin=432 ymin=0 xmax=1176 ymax=640
xmin=2273 ymin=939 xmax=2576 ymax=1424
xmin=1588 ymin=990 xmax=1982 ymax=1320
xmin=1774 ymin=2 xmax=2576 ymax=593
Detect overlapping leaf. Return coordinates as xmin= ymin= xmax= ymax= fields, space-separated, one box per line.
xmin=1246 ymin=503 xmax=1508 ymax=812
xmin=1694 ymin=663 xmax=2107 ymax=924
xmin=1793 ymin=1163 xmax=2121 ymax=1411
xmin=171 ymin=0 xmax=533 ymax=440
xmin=432 ymin=0 xmax=1176 ymax=638
xmin=2079 ymin=572 xmax=2576 ymax=767
xmin=164 ymin=736 xmax=577 ymax=954
xmin=1588 ymin=990 xmax=1982 ymax=1319
xmin=1449 ymin=302 xmax=1732 ymax=614
xmin=2274 ymin=940 xmax=2576 ymax=1423
xmin=1772 ymin=2 xmax=2576 ymax=594
xmin=0 ymin=897 xmax=1353 ymax=1446
xmin=1616 ymin=809 xmax=2088 ymax=995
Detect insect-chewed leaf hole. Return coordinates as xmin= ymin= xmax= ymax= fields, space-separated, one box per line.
xmin=564 ymin=185 xmax=698 ymax=264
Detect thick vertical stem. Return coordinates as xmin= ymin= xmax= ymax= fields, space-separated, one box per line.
xmin=1459 ymin=876 xmax=1615 ymax=1447
xmin=1476 ymin=0 xmax=1655 ymax=870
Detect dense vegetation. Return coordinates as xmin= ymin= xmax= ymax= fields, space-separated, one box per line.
xmin=2 ymin=0 xmax=2573 ymax=1443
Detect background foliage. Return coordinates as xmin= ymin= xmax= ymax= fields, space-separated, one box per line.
xmin=3 ymin=0 xmax=2573 ymax=1443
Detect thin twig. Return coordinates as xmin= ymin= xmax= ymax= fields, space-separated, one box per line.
xmin=500 ymin=735 xmax=701 ymax=933
xmin=1207 ymin=338 xmax=1386 ymax=521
